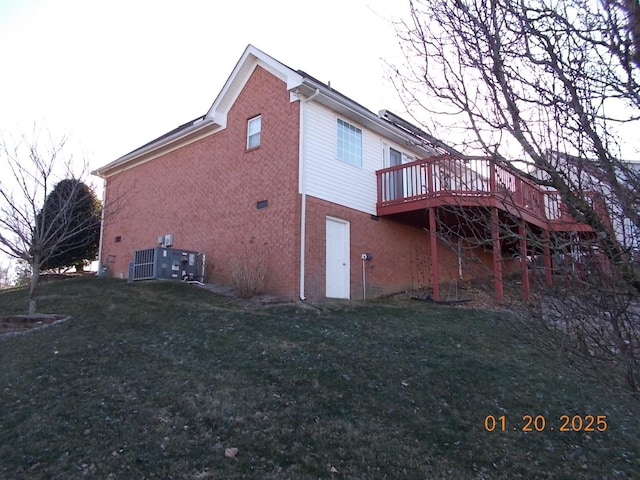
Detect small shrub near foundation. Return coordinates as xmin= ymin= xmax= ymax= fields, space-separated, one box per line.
xmin=231 ymin=238 xmax=268 ymax=298
xmin=231 ymin=260 xmax=266 ymax=298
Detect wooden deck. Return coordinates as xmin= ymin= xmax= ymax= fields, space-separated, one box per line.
xmin=376 ymin=155 xmax=596 ymax=232
xmin=375 ymin=155 xmax=607 ymax=304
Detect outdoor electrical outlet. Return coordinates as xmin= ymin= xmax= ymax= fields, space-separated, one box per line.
xmin=361 ymin=253 xmax=373 ymax=260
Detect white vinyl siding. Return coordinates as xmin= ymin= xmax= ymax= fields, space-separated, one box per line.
xmin=302 ymin=103 xmax=384 ymax=215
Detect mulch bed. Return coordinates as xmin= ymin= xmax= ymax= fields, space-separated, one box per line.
xmin=0 ymin=314 xmax=69 ymax=335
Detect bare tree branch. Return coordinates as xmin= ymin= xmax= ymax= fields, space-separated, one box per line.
xmin=393 ymin=0 xmax=640 ymax=397
xmin=0 ymin=127 xmax=99 ymax=314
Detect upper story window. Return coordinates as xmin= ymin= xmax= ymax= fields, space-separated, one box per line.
xmin=337 ymin=118 xmax=362 ymax=167
xmin=247 ymin=115 xmax=261 ymax=149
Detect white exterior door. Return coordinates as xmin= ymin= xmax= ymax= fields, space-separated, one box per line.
xmin=326 ymin=217 xmax=350 ymax=299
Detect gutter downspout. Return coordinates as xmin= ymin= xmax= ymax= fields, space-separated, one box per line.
xmin=299 ymin=88 xmax=320 ymax=300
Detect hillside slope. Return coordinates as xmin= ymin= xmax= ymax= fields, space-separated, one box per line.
xmin=1 ymin=278 xmax=638 ymax=479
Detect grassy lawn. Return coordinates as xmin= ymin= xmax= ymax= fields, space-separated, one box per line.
xmin=0 ymin=278 xmax=638 ymax=479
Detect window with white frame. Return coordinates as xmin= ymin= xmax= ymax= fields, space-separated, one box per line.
xmin=337 ymin=118 xmax=362 ymax=167
xmin=247 ymin=115 xmax=261 ymax=149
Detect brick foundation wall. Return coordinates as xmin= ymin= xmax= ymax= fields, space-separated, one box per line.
xmin=303 ymin=196 xmax=469 ymax=300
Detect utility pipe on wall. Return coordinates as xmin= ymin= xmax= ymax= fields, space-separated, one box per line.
xmin=361 ymin=253 xmax=372 ymax=300
xmin=362 ymin=256 xmax=367 ymax=301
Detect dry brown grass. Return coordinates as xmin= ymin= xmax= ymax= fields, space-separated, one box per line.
xmin=1 ymin=278 xmax=639 ymax=479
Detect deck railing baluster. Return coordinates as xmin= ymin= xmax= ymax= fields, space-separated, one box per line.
xmin=375 ymin=155 xmax=602 ymax=232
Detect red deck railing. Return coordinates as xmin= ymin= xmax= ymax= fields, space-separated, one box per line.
xmin=376 ymin=155 xmax=600 ymax=231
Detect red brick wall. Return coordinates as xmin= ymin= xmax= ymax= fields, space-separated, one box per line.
xmin=101 ymin=66 xmax=301 ymax=296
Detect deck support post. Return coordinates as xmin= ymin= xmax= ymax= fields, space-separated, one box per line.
xmin=597 ymin=244 xmax=610 ymax=288
xmin=429 ymin=206 xmax=440 ymax=301
xmin=519 ymin=218 xmax=530 ymax=302
xmin=543 ymin=229 xmax=553 ymax=287
xmin=491 ymin=207 xmax=504 ymax=305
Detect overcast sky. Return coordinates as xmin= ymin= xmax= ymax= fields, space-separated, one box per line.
xmin=0 ymin=0 xmax=408 ymax=172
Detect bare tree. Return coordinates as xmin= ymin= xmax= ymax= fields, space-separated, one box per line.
xmin=0 ymin=128 xmax=98 ymax=314
xmin=391 ymin=0 xmax=640 ymax=396
xmin=0 ymin=261 xmax=11 ymax=289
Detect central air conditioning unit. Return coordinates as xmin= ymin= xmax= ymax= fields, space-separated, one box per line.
xmin=129 ymin=247 xmax=204 ymax=282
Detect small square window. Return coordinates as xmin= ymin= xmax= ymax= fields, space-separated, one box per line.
xmin=115 ymin=236 xmax=122 ymax=243
xmin=247 ymin=115 xmax=261 ymax=149
xmin=257 ymin=200 xmax=268 ymax=209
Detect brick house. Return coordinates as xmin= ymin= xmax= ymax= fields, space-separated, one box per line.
xmin=93 ymin=45 xmax=596 ymax=302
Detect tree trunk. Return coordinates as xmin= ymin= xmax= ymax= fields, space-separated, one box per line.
xmin=28 ymin=258 xmax=41 ymax=315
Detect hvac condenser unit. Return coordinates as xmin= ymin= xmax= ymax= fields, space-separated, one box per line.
xmin=130 ymin=247 xmax=201 ymax=282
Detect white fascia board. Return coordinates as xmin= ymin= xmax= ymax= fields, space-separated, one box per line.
xmin=92 ymin=118 xmax=218 ymax=178
xmin=206 ymin=45 xmax=304 ymax=122
xmin=94 ymin=45 xmax=303 ymax=179
xmin=298 ymin=77 xmax=438 ymax=159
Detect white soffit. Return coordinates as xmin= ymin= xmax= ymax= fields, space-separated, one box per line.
xmin=206 ymin=45 xmax=304 ymax=125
